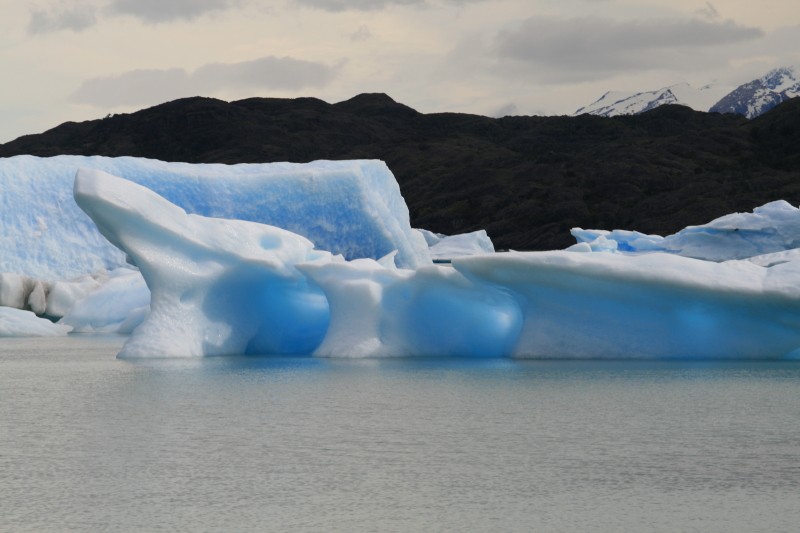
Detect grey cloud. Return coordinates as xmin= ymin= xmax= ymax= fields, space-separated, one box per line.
xmin=696 ymin=2 xmax=720 ymax=20
xmin=494 ymin=16 xmax=764 ymax=81
xmin=293 ymin=0 xmax=423 ymax=12
xmin=106 ymin=0 xmax=237 ymax=23
xmin=70 ymin=56 xmax=340 ymax=108
xmin=351 ymin=25 xmax=372 ymax=41
xmin=489 ymin=103 xmax=519 ymax=117
xmin=27 ymin=5 xmax=97 ymax=34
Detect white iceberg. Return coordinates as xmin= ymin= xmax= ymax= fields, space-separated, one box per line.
xmin=454 ymin=251 xmax=800 ymax=359
xmin=0 ymin=155 xmax=430 ymax=279
xmin=417 ymin=229 xmax=496 ymax=260
xmin=59 ymin=268 xmax=150 ymax=333
xmin=74 ymin=168 xmax=333 ymax=358
xmin=572 ymin=200 xmax=800 ymax=261
xmin=0 ymin=307 xmax=72 ymax=337
xmin=73 ymin=167 xmax=800 ymax=359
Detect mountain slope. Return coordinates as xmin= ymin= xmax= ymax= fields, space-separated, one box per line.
xmin=710 ymin=66 xmax=800 ymax=118
xmin=2 ymin=95 xmax=800 ymax=252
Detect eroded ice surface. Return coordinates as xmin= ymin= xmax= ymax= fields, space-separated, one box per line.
xmin=572 ymin=200 xmax=800 ymax=261
xmin=0 ymin=155 xmax=430 ymax=278
xmin=75 ymin=168 xmax=800 ymax=359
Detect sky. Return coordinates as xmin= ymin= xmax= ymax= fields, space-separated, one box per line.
xmin=1 ymin=0 xmax=799 ymax=142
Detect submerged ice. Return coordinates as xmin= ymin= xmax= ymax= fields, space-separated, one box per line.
xmin=73 ymin=168 xmax=800 ymax=359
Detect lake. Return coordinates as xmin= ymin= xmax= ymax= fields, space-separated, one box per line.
xmin=2 ymin=336 xmax=799 ymax=532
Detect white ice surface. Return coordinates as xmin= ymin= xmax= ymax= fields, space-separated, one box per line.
xmin=59 ymin=268 xmax=150 ymax=333
xmin=572 ymin=201 xmax=800 ymax=261
xmin=0 ymin=155 xmax=430 ymax=279
xmin=0 ymin=307 xmax=72 ymax=337
xmin=427 ymin=230 xmax=495 ymax=260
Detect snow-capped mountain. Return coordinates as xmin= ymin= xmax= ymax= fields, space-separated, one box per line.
xmin=710 ymin=66 xmax=800 ymax=119
xmin=575 ymin=82 xmax=732 ymax=117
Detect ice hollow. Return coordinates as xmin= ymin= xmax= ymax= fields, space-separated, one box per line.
xmin=299 ymin=260 xmax=521 ymax=358
xmin=0 ymin=155 xmax=430 ymax=279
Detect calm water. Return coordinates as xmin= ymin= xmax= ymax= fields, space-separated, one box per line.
xmin=1 ymin=337 xmax=799 ymax=532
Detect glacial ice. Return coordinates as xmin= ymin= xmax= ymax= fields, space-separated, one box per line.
xmin=73 ymin=168 xmax=800 ymax=359
xmin=298 ymin=259 xmax=521 ymax=358
xmin=455 ymin=252 xmax=800 ymax=359
xmin=0 ymin=155 xmax=430 ymax=279
xmin=572 ymin=200 xmax=800 ymax=261
xmin=59 ymin=268 xmax=150 ymax=333
xmin=417 ymin=229 xmax=496 ymax=260
xmin=74 ymin=168 xmax=333 ymax=358
xmin=0 ymin=307 xmax=72 ymax=337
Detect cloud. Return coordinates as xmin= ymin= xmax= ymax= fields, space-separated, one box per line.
xmin=350 ymin=24 xmax=372 ymax=41
xmin=70 ymin=56 xmax=341 ymax=108
xmin=696 ymin=2 xmax=720 ymax=20
xmin=291 ymin=0 xmax=487 ymax=10
xmin=489 ymin=103 xmax=518 ymax=117
xmin=293 ymin=0 xmax=424 ymax=11
xmin=493 ymin=16 xmax=764 ymax=82
xmin=27 ymin=4 xmax=97 ymax=34
xmin=106 ymin=0 xmax=238 ymax=23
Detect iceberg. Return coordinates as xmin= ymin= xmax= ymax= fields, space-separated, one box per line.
xmin=0 ymin=155 xmax=430 ymax=279
xmin=572 ymin=200 xmax=800 ymax=261
xmin=74 ymin=168 xmax=333 ymax=358
xmin=417 ymin=229 xmax=496 ymax=260
xmin=454 ymin=252 xmax=800 ymax=359
xmin=73 ymin=167 xmax=800 ymax=359
xmin=59 ymin=268 xmax=150 ymax=333
xmin=0 ymin=307 xmax=72 ymax=337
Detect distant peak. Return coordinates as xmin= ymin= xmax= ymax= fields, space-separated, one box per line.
xmin=337 ymin=93 xmax=398 ymax=106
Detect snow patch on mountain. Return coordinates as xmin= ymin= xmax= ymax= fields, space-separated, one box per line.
xmin=710 ymin=66 xmax=800 ymax=118
xmin=575 ymin=82 xmax=731 ymax=117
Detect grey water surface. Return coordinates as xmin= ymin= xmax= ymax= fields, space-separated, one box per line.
xmin=1 ymin=336 xmax=799 ymax=532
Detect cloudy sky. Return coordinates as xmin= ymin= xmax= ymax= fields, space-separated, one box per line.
xmin=1 ymin=0 xmax=798 ymax=142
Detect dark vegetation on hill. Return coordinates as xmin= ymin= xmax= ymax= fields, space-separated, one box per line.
xmin=2 ymin=94 xmax=800 ymax=251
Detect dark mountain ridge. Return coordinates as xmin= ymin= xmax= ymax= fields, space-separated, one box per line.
xmin=2 ymin=94 xmax=800 ymax=251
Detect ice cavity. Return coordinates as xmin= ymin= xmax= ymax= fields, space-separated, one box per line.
xmin=0 ymin=155 xmax=430 ymax=279
xmin=298 ymin=259 xmax=521 ymax=358
xmin=74 ymin=168 xmax=332 ymax=358
xmin=572 ymin=200 xmax=800 ymax=261
xmin=455 ymin=252 xmax=800 ymax=359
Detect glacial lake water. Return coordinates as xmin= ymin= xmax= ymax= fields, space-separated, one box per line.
xmin=2 ymin=337 xmax=800 ymax=532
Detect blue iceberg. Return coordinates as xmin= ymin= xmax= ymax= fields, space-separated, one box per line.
xmin=73 ymin=168 xmax=800 ymax=359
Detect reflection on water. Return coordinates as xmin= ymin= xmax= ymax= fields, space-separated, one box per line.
xmin=2 ymin=337 xmax=800 ymax=532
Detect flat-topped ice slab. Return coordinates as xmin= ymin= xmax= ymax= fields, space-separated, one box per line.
xmin=454 ymin=251 xmax=800 ymax=359
xmin=0 ymin=155 xmax=430 ymax=278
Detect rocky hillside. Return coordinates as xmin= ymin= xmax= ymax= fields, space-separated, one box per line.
xmin=2 ymin=94 xmax=800 ymax=251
